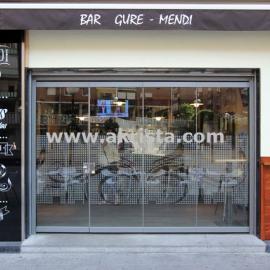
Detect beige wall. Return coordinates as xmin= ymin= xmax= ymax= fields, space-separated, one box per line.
xmin=27 ymin=30 xmax=270 ymax=155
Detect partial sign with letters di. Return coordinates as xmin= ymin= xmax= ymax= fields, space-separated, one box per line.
xmin=0 ymin=45 xmax=9 ymax=66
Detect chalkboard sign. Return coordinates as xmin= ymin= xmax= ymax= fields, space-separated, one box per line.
xmin=0 ymin=31 xmax=22 ymax=242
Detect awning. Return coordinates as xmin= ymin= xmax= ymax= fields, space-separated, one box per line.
xmin=1 ymin=5 xmax=270 ymax=30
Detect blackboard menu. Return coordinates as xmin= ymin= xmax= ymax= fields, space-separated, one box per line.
xmin=0 ymin=32 xmax=22 ymax=241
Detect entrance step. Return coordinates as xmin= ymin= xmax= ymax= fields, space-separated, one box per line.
xmin=21 ymin=234 xmax=266 ymax=253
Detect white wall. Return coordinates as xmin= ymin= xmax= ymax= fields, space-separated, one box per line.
xmin=28 ymin=30 xmax=270 ymax=156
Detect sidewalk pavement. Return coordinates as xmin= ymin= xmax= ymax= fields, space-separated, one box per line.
xmin=0 ymin=251 xmax=270 ymax=270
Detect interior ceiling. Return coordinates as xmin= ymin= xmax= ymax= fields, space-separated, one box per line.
xmin=1 ymin=0 xmax=270 ymax=3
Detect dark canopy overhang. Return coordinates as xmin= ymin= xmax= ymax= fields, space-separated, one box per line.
xmin=1 ymin=2 xmax=270 ymax=30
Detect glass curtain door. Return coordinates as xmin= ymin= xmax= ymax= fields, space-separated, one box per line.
xmin=35 ymin=81 xmax=250 ymax=232
xmin=89 ymin=87 xmax=144 ymax=228
xmin=143 ymin=85 xmax=249 ymax=228
xmin=35 ymin=84 xmax=145 ymax=230
xmin=36 ymin=86 xmax=90 ymax=229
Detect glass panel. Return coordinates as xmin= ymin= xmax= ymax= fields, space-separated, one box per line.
xmin=143 ymin=87 xmax=249 ymax=227
xmin=143 ymin=87 xmax=197 ymax=227
xmin=36 ymin=87 xmax=89 ymax=227
xmin=35 ymin=84 xmax=249 ymax=230
xmin=195 ymin=87 xmax=249 ymax=226
xmin=89 ymin=87 xmax=143 ymax=227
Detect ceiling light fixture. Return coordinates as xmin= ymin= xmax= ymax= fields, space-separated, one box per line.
xmin=190 ymin=98 xmax=203 ymax=108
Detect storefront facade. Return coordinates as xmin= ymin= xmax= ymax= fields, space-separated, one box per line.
xmin=28 ymin=70 xmax=255 ymax=233
xmin=1 ymin=1 xmax=270 ymax=244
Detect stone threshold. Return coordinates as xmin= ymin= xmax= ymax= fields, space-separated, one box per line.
xmin=20 ymin=234 xmax=266 ymax=254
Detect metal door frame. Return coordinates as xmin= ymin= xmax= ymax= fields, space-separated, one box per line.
xmin=28 ymin=73 xmax=256 ymax=234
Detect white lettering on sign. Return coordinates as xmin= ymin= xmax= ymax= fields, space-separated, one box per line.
xmin=114 ymin=14 xmax=144 ymax=27
xmin=0 ymin=206 xmax=10 ymax=222
xmin=0 ymin=109 xmax=8 ymax=120
xmin=0 ymin=142 xmax=14 ymax=156
xmin=0 ymin=46 xmax=9 ymax=65
xmin=80 ymin=14 xmax=101 ymax=26
xmin=79 ymin=13 xmax=194 ymax=28
xmin=0 ymin=109 xmax=8 ymax=129
xmin=0 ymin=123 xmax=7 ymax=129
xmin=159 ymin=14 xmax=193 ymax=25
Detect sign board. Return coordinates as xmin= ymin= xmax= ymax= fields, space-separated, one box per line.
xmin=1 ymin=9 xmax=270 ymax=30
xmin=0 ymin=32 xmax=22 ymax=242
